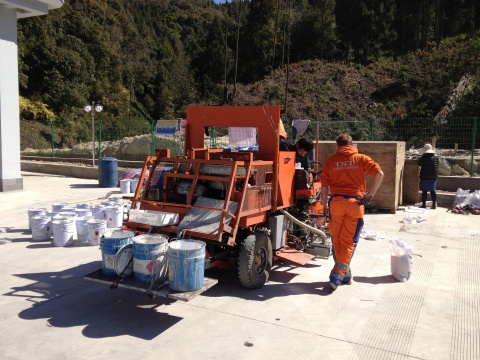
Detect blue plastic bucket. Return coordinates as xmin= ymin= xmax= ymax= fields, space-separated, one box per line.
xmin=98 ymin=157 xmax=118 ymax=188
xmin=100 ymin=230 xmax=135 ymax=277
xmin=133 ymin=234 xmax=169 ymax=283
xmin=167 ymin=240 xmax=206 ymax=292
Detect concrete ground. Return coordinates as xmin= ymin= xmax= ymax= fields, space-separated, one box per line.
xmin=0 ymin=172 xmax=479 ymax=360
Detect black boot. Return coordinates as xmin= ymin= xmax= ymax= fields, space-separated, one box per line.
xmin=431 ymin=191 xmax=437 ymax=209
xmin=420 ymin=191 xmax=427 ymax=208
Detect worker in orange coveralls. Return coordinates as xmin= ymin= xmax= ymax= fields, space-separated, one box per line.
xmin=321 ymin=134 xmax=384 ymax=291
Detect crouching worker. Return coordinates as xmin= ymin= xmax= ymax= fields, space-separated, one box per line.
xmin=320 ymin=133 xmax=384 ymax=291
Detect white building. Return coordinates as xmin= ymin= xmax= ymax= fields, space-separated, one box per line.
xmin=0 ymin=0 xmax=64 ymax=191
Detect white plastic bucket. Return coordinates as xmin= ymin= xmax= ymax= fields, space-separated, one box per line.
xmin=101 ymin=200 xmax=114 ymax=207
xmin=75 ymin=202 xmax=91 ymax=209
xmin=76 ymin=216 xmax=93 ymax=243
xmin=92 ymin=205 xmax=106 ymax=220
xmin=130 ymin=179 xmax=139 ymax=193
xmin=87 ymin=219 xmax=107 ymax=246
xmin=31 ymin=215 xmax=51 ymax=241
xmin=75 ymin=208 xmax=92 ymax=218
xmin=52 ymin=218 xmax=75 ymax=247
xmin=106 ymin=205 xmax=123 ymax=228
xmin=109 ymin=197 xmax=124 ymax=205
xmin=61 ymin=206 xmax=76 ymax=212
xmin=59 ymin=211 xmax=77 ymax=219
xmin=59 ymin=212 xmax=77 ymax=239
xmin=120 ymin=179 xmax=131 ymax=194
xmin=50 ymin=213 xmax=65 ymax=236
xmin=28 ymin=207 xmax=47 ymax=231
xmin=51 ymin=203 xmax=68 ymax=212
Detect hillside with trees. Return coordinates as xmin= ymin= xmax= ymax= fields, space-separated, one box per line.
xmin=17 ymin=0 xmax=480 ymax=150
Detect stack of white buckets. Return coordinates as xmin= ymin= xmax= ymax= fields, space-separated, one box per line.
xmin=28 ymin=197 xmax=128 ymax=247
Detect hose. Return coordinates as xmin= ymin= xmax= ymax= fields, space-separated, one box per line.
xmin=280 ymin=209 xmax=327 ymax=242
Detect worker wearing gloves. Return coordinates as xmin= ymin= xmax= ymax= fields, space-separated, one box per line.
xmin=321 ymin=134 xmax=384 ymax=291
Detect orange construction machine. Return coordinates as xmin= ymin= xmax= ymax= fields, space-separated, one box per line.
xmin=126 ymin=105 xmax=330 ymax=289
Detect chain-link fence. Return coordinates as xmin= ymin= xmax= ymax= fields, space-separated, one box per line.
xmin=27 ymin=116 xmax=479 ymax=175
xmin=306 ymin=117 xmax=479 ymax=176
xmin=303 ymin=117 xmax=478 ymax=151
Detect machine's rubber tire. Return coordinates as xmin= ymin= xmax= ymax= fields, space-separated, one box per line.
xmin=238 ymin=232 xmax=273 ymax=289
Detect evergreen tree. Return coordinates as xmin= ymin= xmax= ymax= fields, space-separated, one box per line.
xmin=335 ymin=0 xmax=397 ymax=64
xmin=238 ymin=0 xmax=278 ymax=82
xmin=291 ymin=0 xmax=338 ymax=61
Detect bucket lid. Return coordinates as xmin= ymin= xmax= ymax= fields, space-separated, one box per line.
xmin=76 ymin=203 xmax=92 ymax=208
xmin=28 ymin=207 xmax=46 ymax=212
xmin=87 ymin=219 xmax=107 ymax=224
xmin=59 ymin=211 xmax=77 ymax=217
xmin=103 ymin=230 xmax=135 ymax=239
xmin=133 ymin=234 xmax=168 ymax=245
xmin=52 ymin=202 xmax=68 ymax=208
xmin=169 ymin=239 xmax=205 ymax=250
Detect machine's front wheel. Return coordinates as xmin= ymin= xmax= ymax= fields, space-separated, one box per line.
xmin=238 ymin=232 xmax=273 ymax=289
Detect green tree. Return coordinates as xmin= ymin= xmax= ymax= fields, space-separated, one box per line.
xmin=336 ymin=0 xmax=397 ymax=64
xmin=238 ymin=0 xmax=278 ymax=82
xmin=291 ymin=0 xmax=338 ymax=61
xmin=193 ymin=15 xmax=234 ymax=101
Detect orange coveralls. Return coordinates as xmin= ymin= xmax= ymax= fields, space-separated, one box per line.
xmin=320 ymin=145 xmax=382 ymax=285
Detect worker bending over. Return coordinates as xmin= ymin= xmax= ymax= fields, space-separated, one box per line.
xmin=280 ymin=137 xmax=314 ymax=171
xmin=320 ymin=134 xmax=384 ymax=291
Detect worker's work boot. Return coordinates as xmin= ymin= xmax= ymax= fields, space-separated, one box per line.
xmin=328 ymin=281 xmax=338 ymax=291
xmin=419 ymin=204 xmax=427 ymax=209
xmin=431 ymin=203 xmax=437 ymax=209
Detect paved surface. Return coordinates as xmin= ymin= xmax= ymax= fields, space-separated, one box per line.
xmin=0 ymin=172 xmax=479 ymax=360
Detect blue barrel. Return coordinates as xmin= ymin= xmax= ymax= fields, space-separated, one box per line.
xmin=98 ymin=157 xmax=118 ymax=188
xmin=167 ymin=240 xmax=206 ymax=292
xmin=133 ymin=234 xmax=169 ymax=283
xmin=100 ymin=230 xmax=135 ymax=276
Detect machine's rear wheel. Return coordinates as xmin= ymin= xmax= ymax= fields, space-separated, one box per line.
xmin=238 ymin=232 xmax=273 ymax=289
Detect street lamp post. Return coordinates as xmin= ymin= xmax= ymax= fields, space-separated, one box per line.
xmin=84 ymin=101 xmax=103 ymax=166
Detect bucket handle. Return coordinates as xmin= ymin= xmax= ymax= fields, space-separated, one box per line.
xmin=29 ymin=202 xmax=47 ymax=210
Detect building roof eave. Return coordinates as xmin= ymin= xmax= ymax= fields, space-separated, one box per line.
xmin=0 ymin=0 xmax=64 ymax=19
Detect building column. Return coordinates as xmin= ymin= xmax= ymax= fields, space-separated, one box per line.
xmin=0 ymin=7 xmax=23 ymax=192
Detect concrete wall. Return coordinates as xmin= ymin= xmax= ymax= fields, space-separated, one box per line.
xmin=21 ymin=161 xmax=126 ymax=182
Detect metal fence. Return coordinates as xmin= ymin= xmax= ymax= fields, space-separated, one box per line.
xmin=309 ymin=117 xmax=478 ymax=151
xmin=35 ymin=116 xmax=479 ymax=175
